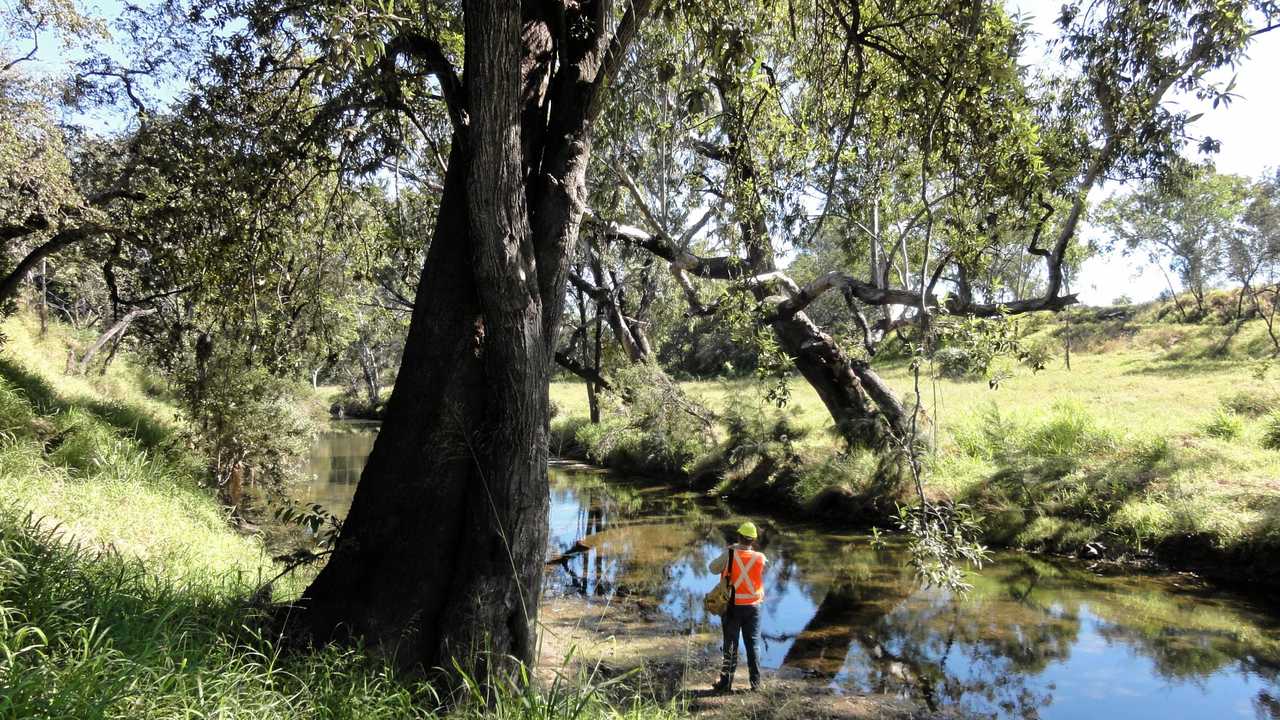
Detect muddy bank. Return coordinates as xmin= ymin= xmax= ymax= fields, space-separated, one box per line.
xmin=535 ymin=595 xmax=930 ymax=720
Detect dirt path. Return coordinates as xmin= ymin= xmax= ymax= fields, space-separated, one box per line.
xmin=535 ymin=594 xmax=936 ymax=720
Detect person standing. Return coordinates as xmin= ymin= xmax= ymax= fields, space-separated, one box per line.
xmin=709 ymin=521 xmax=766 ymax=693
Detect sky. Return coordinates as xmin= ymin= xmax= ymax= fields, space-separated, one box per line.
xmin=1009 ymin=0 xmax=1280 ymax=304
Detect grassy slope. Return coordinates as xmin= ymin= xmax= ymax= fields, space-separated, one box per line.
xmin=551 ymin=296 xmax=1280 ymax=579
xmin=0 ymin=313 xmax=680 ymax=720
xmin=0 ymin=312 xmax=269 ymax=580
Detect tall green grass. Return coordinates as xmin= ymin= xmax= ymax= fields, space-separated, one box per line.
xmin=0 ymin=513 xmax=682 ymax=720
xmin=938 ymin=401 xmax=1280 ymax=558
xmin=0 ymin=314 xmax=687 ymax=719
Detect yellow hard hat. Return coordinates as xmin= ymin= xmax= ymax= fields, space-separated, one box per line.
xmin=736 ymin=521 xmax=758 ymax=539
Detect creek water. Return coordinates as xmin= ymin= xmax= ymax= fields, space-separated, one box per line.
xmin=303 ymin=423 xmax=1280 ymax=720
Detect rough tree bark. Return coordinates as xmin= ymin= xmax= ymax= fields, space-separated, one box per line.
xmin=291 ymin=0 xmax=651 ymax=683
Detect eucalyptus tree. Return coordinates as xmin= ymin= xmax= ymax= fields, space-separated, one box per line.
xmin=1099 ymin=168 xmax=1250 ymax=320
xmin=182 ymin=0 xmax=658 ymax=681
xmin=1240 ymin=169 xmax=1280 ymax=349
xmin=590 ymin=0 xmax=1073 ymax=452
xmin=589 ymin=0 xmax=1276 ymax=455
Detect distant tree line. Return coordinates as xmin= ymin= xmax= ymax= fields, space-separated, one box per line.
xmin=1099 ymin=166 xmax=1280 ymax=346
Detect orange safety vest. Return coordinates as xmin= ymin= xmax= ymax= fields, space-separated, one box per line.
xmin=729 ymin=548 xmax=765 ymax=605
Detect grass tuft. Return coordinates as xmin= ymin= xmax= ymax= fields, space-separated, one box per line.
xmin=1221 ymin=389 xmax=1280 ymax=418
xmin=1201 ymin=409 xmax=1244 ymax=440
xmin=1263 ymin=411 xmax=1280 ymax=451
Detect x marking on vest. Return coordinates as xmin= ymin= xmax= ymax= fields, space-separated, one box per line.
xmin=732 ymin=551 xmax=761 ymax=600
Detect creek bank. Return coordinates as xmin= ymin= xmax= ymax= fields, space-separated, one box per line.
xmin=536 ymin=595 xmax=929 ymax=720
xmin=549 ymin=420 xmax=1280 ymax=596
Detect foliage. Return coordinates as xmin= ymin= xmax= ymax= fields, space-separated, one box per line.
xmin=932 ymin=312 xmax=1047 ymax=382
xmin=894 ymin=501 xmax=989 ymax=591
xmin=720 ymin=403 xmax=805 ymax=466
xmin=656 ymin=314 xmax=759 ymax=379
xmin=1098 ymin=168 xmax=1251 ymax=317
xmin=1200 ymin=408 xmax=1243 ymax=439
xmin=174 ymin=343 xmax=316 ymax=491
xmin=1018 ymin=339 xmax=1056 ymax=373
xmin=932 ymin=347 xmax=983 ymax=379
xmin=272 ymin=499 xmax=343 ymax=550
xmin=0 ymin=0 xmax=107 ymax=262
xmin=565 ymin=365 xmax=716 ymax=477
xmin=1263 ymin=411 xmax=1280 ymax=451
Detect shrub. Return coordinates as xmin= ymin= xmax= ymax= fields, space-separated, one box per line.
xmin=1220 ymin=389 xmax=1280 ymax=418
xmin=1264 ymin=411 xmax=1280 ymax=450
xmin=932 ymin=347 xmax=982 ymax=378
xmin=1201 ymin=409 xmax=1244 ymax=440
xmin=558 ymin=365 xmax=716 ymax=477
xmin=1019 ymin=339 xmax=1055 ymax=372
xmin=179 ymin=356 xmax=316 ymax=493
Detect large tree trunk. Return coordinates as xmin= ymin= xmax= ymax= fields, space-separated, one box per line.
xmin=769 ymin=312 xmax=906 ymax=449
xmin=356 ymin=341 xmax=381 ymax=405
xmin=713 ymin=74 xmax=904 ymax=451
xmin=291 ymin=0 xmax=644 ymax=683
xmin=292 ymin=140 xmax=550 ymax=678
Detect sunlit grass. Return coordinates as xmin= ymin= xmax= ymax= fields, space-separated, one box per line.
xmin=551 ymin=314 xmax=1280 ymax=559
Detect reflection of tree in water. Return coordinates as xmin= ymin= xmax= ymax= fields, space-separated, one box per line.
xmin=549 ymin=471 xmax=1280 ymax=720
xmin=775 ymin=551 xmax=1076 ymax=719
xmin=550 ymin=476 xmax=732 ymax=608
xmin=1256 ymin=691 xmax=1280 ymax=719
xmin=1086 ymin=589 xmax=1280 ymax=691
xmin=560 ymin=500 xmax=611 ymax=596
xmin=1006 ymin=555 xmax=1280 ymax=699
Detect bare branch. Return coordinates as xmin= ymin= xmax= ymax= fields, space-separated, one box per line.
xmin=1 ymin=35 xmax=39 ymax=73
xmin=554 ymin=351 xmax=614 ymax=391
xmin=615 ymin=164 xmax=671 ymax=240
xmin=679 ymin=207 xmax=717 ymax=245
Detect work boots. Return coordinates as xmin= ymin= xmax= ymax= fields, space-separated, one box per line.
xmin=711 ymin=674 xmax=731 ymax=694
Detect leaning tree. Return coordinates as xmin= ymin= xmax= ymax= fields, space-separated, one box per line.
xmin=587 ymin=0 xmax=1276 ymax=454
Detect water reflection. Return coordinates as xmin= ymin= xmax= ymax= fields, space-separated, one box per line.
xmin=299 ymin=422 xmax=378 ymax=511
xmin=542 ymin=468 xmax=1280 ymax=720
xmin=301 ymin=430 xmax=1280 ymax=720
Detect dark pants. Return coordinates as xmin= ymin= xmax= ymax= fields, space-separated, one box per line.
xmin=720 ymin=603 xmax=761 ymax=688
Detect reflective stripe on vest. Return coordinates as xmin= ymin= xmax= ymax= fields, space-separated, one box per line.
xmin=730 ymin=549 xmax=765 ymax=605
